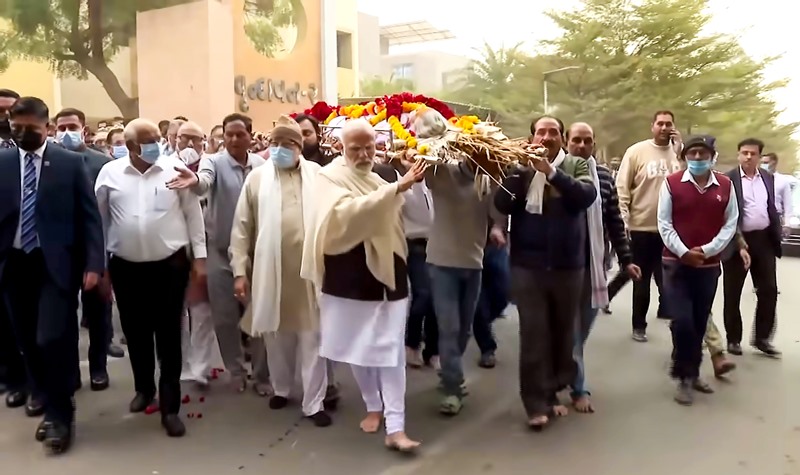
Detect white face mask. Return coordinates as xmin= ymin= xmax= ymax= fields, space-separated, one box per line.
xmin=177 ymin=147 xmax=201 ymax=166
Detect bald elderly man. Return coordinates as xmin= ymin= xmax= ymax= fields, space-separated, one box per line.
xmin=95 ymin=118 xmax=207 ymax=437
xmin=163 ymin=118 xmax=185 ymax=156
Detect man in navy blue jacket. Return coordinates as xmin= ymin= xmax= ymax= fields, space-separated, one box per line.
xmin=494 ymin=116 xmax=596 ymax=430
xmin=0 ymin=97 xmax=104 ymax=454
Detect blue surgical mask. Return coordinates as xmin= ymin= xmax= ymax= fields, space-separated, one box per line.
xmin=269 ymin=146 xmax=296 ymax=169
xmin=111 ymin=145 xmax=128 ymax=159
xmin=687 ymin=159 xmax=711 ymax=175
xmin=57 ymin=130 xmax=83 ymax=151
xmin=139 ymin=142 xmax=161 ymax=164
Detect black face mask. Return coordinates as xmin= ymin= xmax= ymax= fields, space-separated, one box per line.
xmin=12 ymin=127 xmax=45 ymax=152
xmin=302 ymin=142 xmax=320 ymax=158
xmin=0 ymin=118 xmax=11 ymax=139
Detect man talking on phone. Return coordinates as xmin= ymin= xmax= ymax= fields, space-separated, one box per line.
xmin=613 ymin=111 xmax=683 ymax=342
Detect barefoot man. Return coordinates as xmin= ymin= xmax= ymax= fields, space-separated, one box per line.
xmin=301 ymin=119 xmax=425 ymax=451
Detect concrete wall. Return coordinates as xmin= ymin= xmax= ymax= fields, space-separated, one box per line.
xmin=0 ymin=61 xmax=57 ymax=110
xmin=357 ymin=13 xmax=381 ymax=81
xmin=59 ymin=48 xmax=133 ymax=121
xmin=137 ymin=0 xmax=234 ymax=132
xmin=381 ymin=51 xmax=470 ymax=94
xmin=334 ymin=0 xmax=359 ymax=98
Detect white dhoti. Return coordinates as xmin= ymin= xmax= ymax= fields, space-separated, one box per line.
xmin=320 ymin=294 xmax=408 ymax=434
xmin=265 ymin=330 xmax=328 ymax=416
xmin=181 ymin=302 xmax=224 ymax=384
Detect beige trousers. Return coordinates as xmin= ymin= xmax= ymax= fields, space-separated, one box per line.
xmin=703 ymin=315 xmax=725 ymax=357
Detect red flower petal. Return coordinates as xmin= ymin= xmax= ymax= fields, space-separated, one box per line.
xmin=182 ymin=395 xmax=191 ymax=404
xmin=144 ymin=404 xmax=160 ymax=415
xmin=196 ymin=413 xmax=203 ymax=419
xmin=199 ymin=396 xmax=205 ymax=403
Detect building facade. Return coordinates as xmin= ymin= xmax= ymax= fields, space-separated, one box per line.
xmin=0 ymin=0 xmax=359 ymax=132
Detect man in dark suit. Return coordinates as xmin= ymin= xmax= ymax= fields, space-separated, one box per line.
xmin=0 ymin=97 xmax=104 ymax=454
xmin=721 ymin=138 xmax=783 ymax=357
xmin=54 ymin=107 xmax=124 ymax=392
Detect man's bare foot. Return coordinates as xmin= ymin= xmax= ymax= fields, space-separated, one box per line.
xmin=359 ymin=412 xmax=382 ymax=433
xmin=385 ymin=432 xmax=420 ymax=452
xmin=573 ymin=396 xmax=594 ymax=413
xmin=552 ymin=404 xmax=569 ymax=417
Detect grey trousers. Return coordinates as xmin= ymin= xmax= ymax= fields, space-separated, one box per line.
xmin=208 ymin=245 xmax=269 ymax=381
xmin=512 ymin=266 xmax=583 ymax=417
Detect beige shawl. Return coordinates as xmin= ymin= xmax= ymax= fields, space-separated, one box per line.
xmin=300 ymin=157 xmax=407 ymax=292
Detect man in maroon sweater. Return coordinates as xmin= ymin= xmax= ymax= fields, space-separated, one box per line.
xmin=657 ymin=135 xmax=739 ymax=406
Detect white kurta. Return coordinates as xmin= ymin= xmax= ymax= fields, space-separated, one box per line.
xmin=318 ymin=294 xmax=409 ymax=368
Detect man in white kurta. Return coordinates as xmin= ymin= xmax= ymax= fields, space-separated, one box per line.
xmin=229 ymin=116 xmax=331 ymax=427
xmin=301 ymin=119 xmax=427 ymax=451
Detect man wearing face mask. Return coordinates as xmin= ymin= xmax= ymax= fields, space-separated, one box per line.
xmin=0 ymin=88 xmax=19 ymax=148
xmin=53 ymin=108 xmax=124 ymax=391
xmin=226 ymin=115 xmax=332 ymax=426
xmin=657 ymin=135 xmax=738 ymax=405
xmin=167 ymin=113 xmax=271 ymax=395
xmin=94 ymin=118 xmax=206 ymax=437
xmin=172 ymin=121 xmax=205 ymax=172
xmin=0 ymin=88 xmax=23 ymax=401
xmin=0 ymin=97 xmax=104 ymax=454
xmin=107 ymin=128 xmax=127 ymax=159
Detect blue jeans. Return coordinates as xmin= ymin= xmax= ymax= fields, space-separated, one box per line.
xmin=473 ymin=244 xmax=509 ymax=354
xmin=405 ymin=239 xmax=438 ymax=360
xmin=571 ymin=298 xmax=598 ymax=398
xmin=429 ymin=264 xmax=482 ymax=397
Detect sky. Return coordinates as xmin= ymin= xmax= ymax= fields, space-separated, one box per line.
xmin=357 ymin=0 xmax=799 ymax=129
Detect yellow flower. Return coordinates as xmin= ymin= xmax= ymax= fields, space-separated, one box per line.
xmin=418 ymin=144 xmax=430 ymax=154
xmin=324 ymin=111 xmax=338 ymax=124
xmin=369 ymin=109 xmax=387 ymax=126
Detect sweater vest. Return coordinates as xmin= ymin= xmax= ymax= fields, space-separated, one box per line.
xmin=662 ymin=171 xmax=731 ymax=266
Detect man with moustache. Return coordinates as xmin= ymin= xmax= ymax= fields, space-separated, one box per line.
xmin=494 ymin=116 xmax=596 ymax=429
xmin=294 ymin=113 xmax=331 ymax=166
xmin=564 ymin=122 xmax=641 ymax=413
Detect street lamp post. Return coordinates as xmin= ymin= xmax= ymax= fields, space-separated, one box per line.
xmin=543 ymin=66 xmax=580 ymax=114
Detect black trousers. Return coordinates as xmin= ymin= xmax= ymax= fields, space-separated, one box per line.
xmin=0 ymin=296 xmax=28 ymax=391
xmin=110 ymin=249 xmax=190 ymax=415
xmin=2 ymin=249 xmax=78 ymax=425
xmin=664 ymin=262 xmax=720 ymax=380
xmin=80 ymin=287 xmax=112 ymax=378
xmin=629 ymin=231 xmax=665 ymax=331
xmin=723 ymin=230 xmax=777 ymax=345
xmin=405 ymin=239 xmax=438 ymax=360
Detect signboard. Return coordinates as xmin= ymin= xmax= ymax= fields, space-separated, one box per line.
xmin=234 ymin=75 xmax=318 ymax=112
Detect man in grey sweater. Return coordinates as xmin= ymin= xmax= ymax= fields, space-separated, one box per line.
xmin=423 ymin=160 xmax=492 ymax=416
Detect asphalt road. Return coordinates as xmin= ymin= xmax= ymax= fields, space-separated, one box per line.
xmin=1 ymin=259 xmax=799 ymax=475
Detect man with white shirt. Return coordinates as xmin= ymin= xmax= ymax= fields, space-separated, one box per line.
xmin=0 ymin=97 xmax=104 ymax=454
xmin=95 ymin=118 xmax=207 ymax=437
xmin=760 ymin=153 xmax=794 ymax=233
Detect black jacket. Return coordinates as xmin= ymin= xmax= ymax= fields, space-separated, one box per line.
xmin=495 ymin=155 xmax=597 ymax=270
xmin=596 ymin=164 xmax=632 ymax=266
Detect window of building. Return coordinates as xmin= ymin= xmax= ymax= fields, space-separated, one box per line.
xmin=392 ymin=63 xmax=414 ymax=80
xmin=337 ymin=31 xmax=353 ymax=69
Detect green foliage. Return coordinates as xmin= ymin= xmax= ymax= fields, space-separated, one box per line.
xmin=445 ymin=0 xmax=798 ymax=170
xmin=360 ymin=75 xmax=415 ymax=97
xmin=243 ymin=0 xmax=301 ymax=58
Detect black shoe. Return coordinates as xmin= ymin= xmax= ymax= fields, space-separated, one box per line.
xmin=478 ymin=352 xmax=497 ymax=369
xmin=90 ymin=374 xmax=110 ymax=391
xmin=43 ymin=421 xmax=73 ymax=454
xmin=161 ymin=414 xmax=186 ymax=437
xmin=107 ymin=344 xmax=125 ymax=359
xmin=35 ymin=420 xmax=52 ymax=442
xmin=754 ymin=341 xmax=781 ymax=358
xmin=269 ymin=395 xmax=289 ymax=410
xmin=323 ymin=384 xmax=340 ymax=412
xmin=5 ymin=390 xmax=28 ymax=408
xmin=309 ymin=410 xmax=332 ymax=427
xmin=129 ymin=393 xmax=154 ymax=413
xmin=25 ymin=398 xmax=45 ymax=417
xmin=727 ymin=343 xmax=743 ymax=355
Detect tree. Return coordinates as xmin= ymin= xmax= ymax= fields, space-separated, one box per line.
xmin=360 ymin=75 xmax=415 ymax=97
xmin=446 ymin=0 xmax=798 ymax=167
xmin=0 ymin=0 xmax=199 ymax=118
xmin=541 ymin=0 xmax=797 ymax=167
xmin=243 ymin=0 xmax=307 ymax=58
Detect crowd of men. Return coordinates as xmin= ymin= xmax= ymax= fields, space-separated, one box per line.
xmin=0 ymin=85 xmax=791 ymax=455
